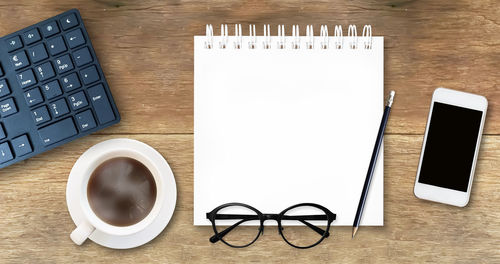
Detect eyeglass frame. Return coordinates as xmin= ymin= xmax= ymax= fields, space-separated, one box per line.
xmin=206 ymin=202 xmax=336 ymax=249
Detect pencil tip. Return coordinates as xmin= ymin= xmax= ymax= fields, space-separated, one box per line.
xmin=352 ymin=226 xmax=358 ymax=239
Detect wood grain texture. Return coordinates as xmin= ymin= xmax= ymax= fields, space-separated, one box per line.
xmin=0 ymin=0 xmax=499 ymax=263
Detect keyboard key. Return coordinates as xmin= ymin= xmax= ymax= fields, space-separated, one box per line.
xmin=41 ymin=21 xmax=60 ymax=37
xmin=88 ymin=84 xmax=115 ymax=124
xmin=68 ymin=91 xmax=88 ymax=110
xmin=60 ymin=13 xmax=78 ymax=30
xmin=49 ymin=98 xmax=69 ymax=118
xmin=31 ymin=106 xmax=51 ymax=125
xmin=11 ymin=135 xmax=32 ymax=157
xmin=27 ymin=44 xmax=48 ymax=63
xmin=80 ymin=65 xmax=100 ymax=85
xmin=17 ymin=69 xmax=37 ymax=89
xmin=24 ymin=87 xmax=44 ymax=107
xmin=47 ymin=36 xmax=67 ymax=55
xmin=0 ymin=79 xmax=10 ymax=98
xmin=42 ymin=80 xmax=62 ymax=100
xmin=0 ymin=142 xmax=14 ymax=164
xmin=5 ymin=36 xmax=23 ymax=52
xmin=61 ymin=73 xmax=81 ymax=92
xmin=34 ymin=62 xmax=55 ymax=81
xmin=75 ymin=110 xmax=96 ymax=131
xmin=73 ymin=47 xmax=92 ymax=66
xmin=54 ymin=54 xmax=74 ymax=74
xmin=10 ymin=51 xmax=30 ymax=70
xmin=65 ymin=28 xmax=85 ymax=48
xmin=22 ymin=28 xmax=41 ymax=45
xmin=38 ymin=117 xmax=77 ymax=146
xmin=0 ymin=98 xmax=17 ymax=117
xmin=0 ymin=123 xmax=5 ymax=139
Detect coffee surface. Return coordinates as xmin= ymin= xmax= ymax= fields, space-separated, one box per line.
xmin=88 ymin=157 xmax=157 ymax=226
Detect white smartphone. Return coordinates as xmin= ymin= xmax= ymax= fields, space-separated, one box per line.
xmin=414 ymin=88 xmax=487 ymax=207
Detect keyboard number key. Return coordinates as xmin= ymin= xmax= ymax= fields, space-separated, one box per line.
xmin=73 ymin=47 xmax=93 ymax=67
xmin=75 ymin=110 xmax=97 ymax=132
xmin=35 ymin=62 xmax=56 ymax=81
xmin=61 ymin=73 xmax=81 ymax=92
xmin=0 ymin=98 xmax=18 ymax=117
xmin=16 ymin=69 xmax=37 ymax=89
xmin=24 ymin=87 xmax=44 ymax=107
xmin=49 ymin=98 xmax=69 ymax=118
xmin=41 ymin=21 xmax=60 ymax=38
xmin=42 ymin=80 xmax=62 ymax=100
xmin=31 ymin=106 xmax=51 ymax=125
xmin=69 ymin=91 xmax=88 ymax=110
xmin=22 ymin=28 xmax=41 ymax=45
xmin=28 ymin=44 xmax=49 ymax=63
xmin=11 ymin=135 xmax=33 ymax=157
xmin=0 ymin=142 xmax=14 ymax=164
xmin=87 ymin=84 xmax=115 ymax=124
xmin=5 ymin=36 xmax=23 ymax=52
xmin=38 ymin=117 xmax=77 ymax=146
xmin=47 ymin=36 xmax=67 ymax=56
xmin=0 ymin=80 xmax=10 ymax=98
xmin=65 ymin=28 xmax=85 ymax=48
xmin=80 ymin=65 xmax=100 ymax=85
xmin=54 ymin=54 xmax=74 ymax=74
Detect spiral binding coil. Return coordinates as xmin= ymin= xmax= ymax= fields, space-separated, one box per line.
xmin=263 ymin=24 xmax=271 ymax=49
xmin=277 ymin=25 xmax=285 ymax=49
xmin=248 ymin=24 xmax=256 ymax=49
xmin=234 ymin=24 xmax=242 ymax=49
xmin=306 ymin=25 xmax=314 ymax=49
xmin=206 ymin=24 xmax=373 ymax=50
xmin=219 ymin=24 xmax=228 ymax=49
xmin=347 ymin=24 xmax=357 ymax=49
xmin=334 ymin=25 xmax=343 ymax=49
xmin=204 ymin=24 xmax=213 ymax=49
xmin=292 ymin=25 xmax=300 ymax=49
xmin=362 ymin=25 xmax=372 ymax=49
xmin=320 ymin=25 xmax=328 ymax=49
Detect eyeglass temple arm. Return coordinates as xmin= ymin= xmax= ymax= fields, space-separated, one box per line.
xmin=209 ymin=217 xmax=260 ymax=243
xmin=298 ymin=219 xmax=329 ymax=237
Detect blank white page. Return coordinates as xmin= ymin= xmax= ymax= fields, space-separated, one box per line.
xmin=194 ymin=35 xmax=384 ymax=226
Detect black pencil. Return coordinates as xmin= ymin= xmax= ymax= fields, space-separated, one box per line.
xmin=352 ymin=91 xmax=395 ymax=238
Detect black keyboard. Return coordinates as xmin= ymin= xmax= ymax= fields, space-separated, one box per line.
xmin=0 ymin=9 xmax=120 ymax=169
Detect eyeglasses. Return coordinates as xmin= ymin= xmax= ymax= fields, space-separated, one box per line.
xmin=206 ymin=202 xmax=336 ymax=249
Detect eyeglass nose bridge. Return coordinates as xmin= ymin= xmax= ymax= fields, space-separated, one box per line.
xmin=262 ymin=213 xmax=279 ymax=221
xmin=259 ymin=214 xmax=280 ymax=235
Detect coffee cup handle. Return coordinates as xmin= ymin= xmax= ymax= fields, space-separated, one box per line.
xmin=70 ymin=221 xmax=95 ymax=245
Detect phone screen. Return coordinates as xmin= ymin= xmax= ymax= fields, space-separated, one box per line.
xmin=418 ymin=102 xmax=483 ymax=192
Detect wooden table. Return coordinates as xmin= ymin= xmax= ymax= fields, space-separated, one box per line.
xmin=0 ymin=0 xmax=499 ymax=263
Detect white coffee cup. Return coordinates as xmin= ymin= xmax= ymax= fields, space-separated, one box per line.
xmin=69 ymin=144 xmax=164 ymax=245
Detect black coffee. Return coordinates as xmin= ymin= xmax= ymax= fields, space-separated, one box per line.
xmin=87 ymin=157 xmax=157 ymax=226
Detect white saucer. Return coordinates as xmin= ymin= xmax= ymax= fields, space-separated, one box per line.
xmin=66 ymin=138 xmax=177 ymax=249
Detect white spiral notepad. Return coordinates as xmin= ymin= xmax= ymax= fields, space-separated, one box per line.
xmin=194 ymin=24 xmax=384 ymax=226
